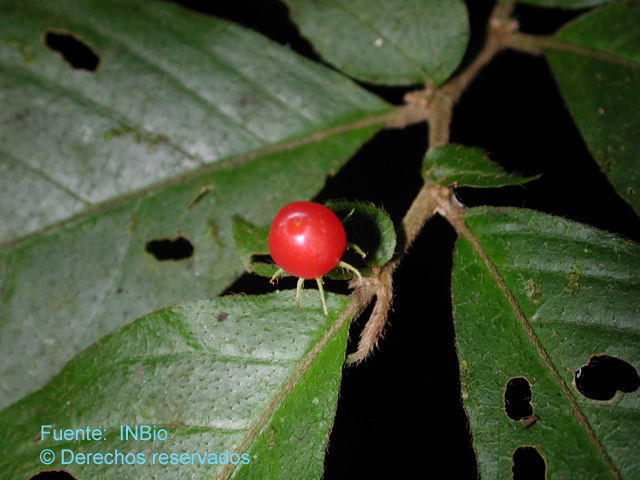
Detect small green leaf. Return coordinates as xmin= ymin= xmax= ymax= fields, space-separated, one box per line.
xmin=282 ymin=0 xmax=469 ymax=86
xmin=422 ymin=144 xmax=537 ymax=188
xmin=544 ymin=0 xmax=640 ymax=214
xmin=232 ymin=217 xmax=269 ymax=256
xmin=232 ymin=216 xmax=279 ymax=278
xmin=452 ymin=207 xmax=640 ymax=479
xmin=326 ymin=202 xmax=396 ymax=277
xmin=0 ymin=291 xmax=351 ymax=480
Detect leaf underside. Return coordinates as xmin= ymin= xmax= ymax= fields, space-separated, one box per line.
xmin=452 ymin=207 xmax=640 ymax=479
xmin=422 ymin=144 xmax=538 ymax=188
xmin=544 ymin=0 xmax=640 ymax=215
xmin=0 ymin=0 xmax=390 ymax=409
xmin=0 ymin=0 xmax=389 ymax=244
xmin=0 ymin=291 xmax=351 ymax=480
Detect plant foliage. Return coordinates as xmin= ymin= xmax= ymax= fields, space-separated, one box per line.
xmin=0 ymin=0 xmax=638 ymax=479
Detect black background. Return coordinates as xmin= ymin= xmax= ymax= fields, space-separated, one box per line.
xmin=37 ymin=1 xmax=640 ymax=478
xmin=180 ymin=1 xmax=640 ymax=478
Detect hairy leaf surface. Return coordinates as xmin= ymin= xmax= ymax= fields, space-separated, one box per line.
xmin=544 ymin=0 xmax=640 ymax=215
xmin=283 ymin=0 xmax=469 ymax=86
xmin=0 ymin=0 xmax=390 ymax=409
xmin=0 ymin=291 xmax=351 ymax=480
xmin=452 ymin=207 xmax=640 ymax=478
xmin=422 ymin=144 xmax=537 ymax=188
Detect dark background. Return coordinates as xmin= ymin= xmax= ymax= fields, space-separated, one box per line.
xmin=35 ymin=0 xmax=640 ymax=478
xmin=172 ymin=1 xmax=640 ymax=479
xmin=41 ymin=1 xmax=637 ymax=479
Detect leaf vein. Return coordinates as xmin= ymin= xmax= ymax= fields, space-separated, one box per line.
xmin=139 ymin=12 xmax=322 ymax=127
xmin=0 ymin=149 xmax=92 ymax=206
xmin=0 ymin=62 xmax=201 ymax=165
xmin=533 ymin=318 xmax=640 ymax=340
xmin=82 ymin=27 xmax=269 ymax=146
xmin=328 ymin=0 xmax=431 ymax=83
xmin=443 ymin=200 xmax=621 ymax=478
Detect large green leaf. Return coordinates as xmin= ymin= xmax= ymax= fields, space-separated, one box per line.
xmin=283 ymin=0 xmax=469 ymax=86
xmin=543 ymin=0 xmax=640 ymax=215
xmin=0 ymin=0 xmax=389 ymax=244
xmin=0 ymin=291 xmax=351 ymax=480
xmin=0 ymin=0 xmax=391 ymax=409
xmin=452 ymin=207 xmax=640 ymax=478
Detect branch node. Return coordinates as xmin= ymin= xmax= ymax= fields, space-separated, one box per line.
xmin=347 ymin=267 xmax=393 ymax=364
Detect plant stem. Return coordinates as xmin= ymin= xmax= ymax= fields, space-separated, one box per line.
xmin=347 ymin=2 xmax=525 ymax=362
xmin=441 ymin=2 xmax=517 ymax=104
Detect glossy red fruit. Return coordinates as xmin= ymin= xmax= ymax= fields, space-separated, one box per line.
xmin=268 ymin=201 xmax=346 ymax=279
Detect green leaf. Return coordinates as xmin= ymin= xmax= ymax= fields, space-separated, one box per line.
xmin=0 ymin=291 xmax=351 ymax=480
xmin=232 ymin=217 xmax=269 ymax=258
xmin=282 ymin=0 xmax=469 ymax=86
xmin=0 ymin=0 xmax=391 ymax=409
xmin=326 ymin=201 xmax=397 ymax=276
xmin=506 ymin=0 xmax=614 ymax=8
xmin=0 ymin=129 xmax=378 ymax=412
xmin=422 ymin=144 xmax=538 ymax=188
xmin=543 ymin=0 xmax=640 ymax=214
xmin=232 ymin=216 xmax=279 ymax=278
xmin=452 ymin=207 xmax=640 ymax=479
xmin=0 ymin=0 xmax=389 ymax=244
xmin=232 ymin=202 xmax=396 ymax=280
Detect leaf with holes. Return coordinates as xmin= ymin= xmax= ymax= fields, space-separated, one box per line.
xmin=0 ymin=0 xmax=391 ymax=409
xmin=0 ymin=291 xmax=351 ymax=480
xmin=543 ymin=0 xmax=640 ymax=215
xmin=282 ymin=0 xmax=469 ymax=86
xmin=451 ymin=207 xmax=640 ymax=478
xmin=422 ymin=144 xmax=538 ymax=188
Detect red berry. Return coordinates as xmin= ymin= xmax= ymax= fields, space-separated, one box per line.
xmin=268 ymin=201 xmax=346 ymax=279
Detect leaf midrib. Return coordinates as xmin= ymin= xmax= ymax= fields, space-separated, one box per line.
xmin=447 ymin=204 xmax=621 ymax=478
xmin=215 ymin=298 xmax=353 ymax=480
xmin=0 ymin=107 xmax=395 ymax=251
xmin=539 ymin=35 xmax=640 ymax=70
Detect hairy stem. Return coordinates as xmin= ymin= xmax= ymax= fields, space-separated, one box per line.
xmin=347 ymin=3 xmax=520 ymax=362
xmin=441 ymin=2 xmax=517 ymax=103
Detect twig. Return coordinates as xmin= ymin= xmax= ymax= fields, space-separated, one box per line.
xmin=346 ymin=180 xmax=449 ymax=364
xmin=347 ymin=3 xmax=521 ymax=363
xmin=441 ymin=2 xmax=517 ymax=103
